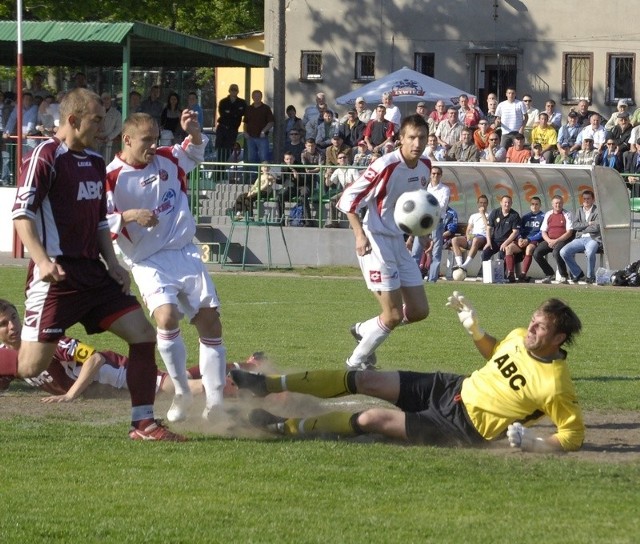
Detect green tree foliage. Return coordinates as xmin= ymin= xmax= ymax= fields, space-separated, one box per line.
xmin=0 ymin=0 xmax=263 ymax=39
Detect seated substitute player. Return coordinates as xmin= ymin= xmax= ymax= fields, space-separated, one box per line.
xmin=106 ymin=111 xmax=227 ymax=423
xmin=504 ymin=196 xmax=545 ymax=282
xmin=1 ymin=88 xmax=184 ymax=441
xmin=336 ymin=114 xmax=431 ymax=370
xmin=451 ymin=194 xmax=490 ymax=270
xmin=0 ymin=299 xmax=263 ymax=402
xmin=231 ymin=293 xmax=585 ymax=453
xmin=481 ymin=195 xmax=521 ymax=270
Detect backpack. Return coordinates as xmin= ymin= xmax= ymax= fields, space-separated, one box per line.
xmin=289 ymin=204 xmax=304 ymax=227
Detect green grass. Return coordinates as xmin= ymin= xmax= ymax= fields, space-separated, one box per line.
xmin=1 ymin=266 xmax=639 ymax=543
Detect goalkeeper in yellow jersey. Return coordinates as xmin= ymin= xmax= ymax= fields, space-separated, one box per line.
xmin=231 ymin=292 xmax=585 ymax=453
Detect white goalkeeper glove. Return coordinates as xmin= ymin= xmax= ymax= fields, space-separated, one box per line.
xmin=507 ymin=422 xmax=547 ymax=452
xmin=446 ymin=291 xmax=485 ymax=341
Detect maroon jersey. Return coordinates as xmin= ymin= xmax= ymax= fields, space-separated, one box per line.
xmin=12 ymin=138 xmax=108 ymax=259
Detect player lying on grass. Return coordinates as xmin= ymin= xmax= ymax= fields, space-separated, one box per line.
xmin=231 ymin=292 xmax=585 ymax=453
xmin=0 ymin=297 xmax=260 ymax=402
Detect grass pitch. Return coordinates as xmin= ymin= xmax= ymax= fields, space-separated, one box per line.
xmin=1 ymin=265 xmax=639 ymax=543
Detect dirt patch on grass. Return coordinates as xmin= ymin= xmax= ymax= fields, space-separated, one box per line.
xmin=1 ymin=388 xmax=638 ymax=463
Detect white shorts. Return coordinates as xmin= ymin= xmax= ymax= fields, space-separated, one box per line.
xmin=358 ymin=231 xmax=423 ymax=291
xmin=131 ymin=244 xmax=220 ymax=320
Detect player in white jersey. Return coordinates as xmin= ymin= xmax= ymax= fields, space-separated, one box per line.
xmin=337 ymin=114 xmax=431 ymax=370
xmin=106 ymin=111 xmax=226 ymax=423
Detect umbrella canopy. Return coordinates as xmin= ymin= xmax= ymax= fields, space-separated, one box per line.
xmin=336 ymin=67 xmax=475 ymax=106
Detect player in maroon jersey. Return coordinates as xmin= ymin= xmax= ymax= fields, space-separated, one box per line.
xmin=0 ymin=89 xmax=184 ymax=441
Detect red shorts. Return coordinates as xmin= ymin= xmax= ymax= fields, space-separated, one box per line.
xmin=22 ymin=257 xmax=141 ymax=343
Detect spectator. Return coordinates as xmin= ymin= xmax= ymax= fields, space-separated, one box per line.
xmin=572 ymin=99 xmax=601 ymax=128
xmin=623 ymin=137 xmax=640 ymax=188
xmin=341 ymin=109 xmax=366 ymax=151
xmin=481 ymin=195 xmax=521 ymax=269
xmin=234 ymin=162 xmax=277 ymax=218
xmin=243 ymin=90 xmax=274 ymax=165
xmin=160 ymin=92 xmax=183 ymax=143
xmin=484 ymin=93 xmax=499 ymax=134
xmin=95 ymin=92 xmax=122 ymax=162
xmin=215 ymin=84 xmax=247 ymax=160
xmin=300 ymin=137 xmax=323 ymax=200
xmin=529 ymin=143 xmax=547 ymax=164
xmin=495 ymin=87 xmax=528 ymax=148
xmin=559 ymin=190 xmax=601 ymax=284
xmin=473 ymin=119 xmax=495 ymax=151
xmin=504 ymin=196 xmax=544 ymax=282
xmin=446 ymin=127 xmax=479 ymax=162
xmin=543 ymin=99 xmax=563 ymax=130
xmin=429 ymin=100 xmax=448 ymax=129
xmin=451 ymin=194 xmax=490 ymax=270
xmin=630 ymin=101 xmax=640 ymax=127
xmin=347 ymin=96 xmax=371 ymax=124
xmin=556 ymin=111 xmax=581 ymax=155
xmin=410 ymin=165 xmax=450 ymax=282
xmin=421 ymin=132 xmax=447 ymax=162
xmin=363 ymin=104 xmax=395 ymax=154
xmin=315 ymin=109 xmax=341 ymax=151
xmin=627 ymin=123 xmax=640 ymax=153
xmin=574 ymin=137 xmax=597 ymax=166
xmin=577 ymin=113 xmax=606 ymax=153
xmin=128 ymin=90 xmax=142 ymax=115
xmin=302 ymin=92 xmax=330 ymax=134
xmin=277 ymin=151 xmax=310 ymax=221
xmin=479 ymin=133 xmax=506 ymax=162
xmin=3 ymin=91 xmax=39 ymax=152
xmin=284 ymin=105 xmax=305 ymax=144
xmin=605 ymin=99 xmax=629 ymax=132
xmin=607 ymin=110 xmax=633 ymax=156
xmin=29 ymin=72 xmax=49 ymax=100
xmin=415 ymin=101 xmax=430 ymax=125
xmin=186 ymin=91 xmax=204 ymax=128
xmin=325 ymin=154 xmax=359 ymax=228
xmin=530 ymin=112 xmax=558 ymax=163
xmin=553 ymin=144 xmax=573 ymax=165
xmin=534 ymin=195 xmax=574 ymax=284
xmin=72 ymin=72 xmax=89 ymax=89
xmin=283 ymin=128 xmax=304 ymax=163
xmin=595 ymin=138 xmax=622 ymax=170
xmin=457 ymin=94 xmax=481 ymax=129
xmin=381 ymin=91 xmax=401 ymax=130
xmin=505 ymin=134 xmax=531 ymax=163
xmin=324 ymin=134 xmax=351 ymax=185
xmin=522 ymin=94 xmax=539 ymax=144
xmin=139 ymin=85 xmax=163 ymax=125
xmin=226 ymin=141 xmax=245 ymax=182
xmin=352 ymin=140 xmax=371 ymax=167
xmin=36 ymin=94 xmax=56 ymax=137
xmin=436 ymin=107 xmax=463 ymax=151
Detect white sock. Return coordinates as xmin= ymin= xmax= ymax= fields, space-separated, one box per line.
xmin=199 ymin=338 xmax=226 ymax=409
xmin=461 ymin=256 xmax=472 ymax=268
xmin=350 ymin=316 xmax=391 ymax=365
xmin=455 ymin=255 xmax=463 ymax=266
xmin=156 ymin=328 xmax=190 ymax=396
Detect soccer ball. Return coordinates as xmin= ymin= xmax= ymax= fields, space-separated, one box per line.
xmin=394 ymin=190 xmax=440 ymax=236
xmin=452 ymin=268 xmax=467 ymax=282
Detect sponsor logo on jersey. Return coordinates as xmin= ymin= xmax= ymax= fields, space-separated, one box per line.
xmin=15 ymin=186 xmax=36 ymax=205
xmin=156 ymin=188 xmax=176 ymax=215
xmin=140 ymin=175 xmax=157 ymax=187
xmin=159 ymin=169 xmax=169 ymax=182
xmin=77 ymin=160 xmax=92 ymax=167
xmin=24 ymin=370 xmax=53 ymax=387
xmin=369 ymin=270 xmax=382 ymax=283
xmin=407 ymin=176 xmax=419 ymax=183
xmin=493 ymin=353 xmax=527 ymax=390
xmin=77 ymin=180 xmax=103 ymax=201
xmin=153 ymin=201 xmax=172 ymax=215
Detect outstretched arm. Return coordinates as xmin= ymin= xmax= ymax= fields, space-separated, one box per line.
xmin=41 ymin=352 xmax=106 ymax=403
xmin=446 ymin=291 xmax=497 ymax=359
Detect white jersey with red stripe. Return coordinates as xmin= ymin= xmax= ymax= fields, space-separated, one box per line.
xmin=337 ymin=150 xmax=431 ymax=237
xmin=105 ymin=135 xmax=208 ymax=264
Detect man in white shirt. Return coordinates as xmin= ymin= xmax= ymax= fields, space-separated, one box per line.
xmin=382 ymin=92 xmax=401 ymax=131
xmin=495 ymin=87 xmax=528 ymax=148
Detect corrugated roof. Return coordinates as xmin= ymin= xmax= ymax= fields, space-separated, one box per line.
xmin=0 ymin=20 xmax=270 ymax=68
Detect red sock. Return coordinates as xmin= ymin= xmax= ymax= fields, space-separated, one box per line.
xmin=505 ymin=254 xmax=515 ymax=276
xmin=522 ymin=255 xmax=532 ymax=275
xmin=126 ymin=342 xmax=157 ymax=408
xmin=0 ymin=348 xmax=18 ymax=377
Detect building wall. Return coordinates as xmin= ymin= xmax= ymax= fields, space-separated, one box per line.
xmin=215 ymin=34 xmax=266 ymax=104
xmin=265 ymin=0 xmax=637 ymax=120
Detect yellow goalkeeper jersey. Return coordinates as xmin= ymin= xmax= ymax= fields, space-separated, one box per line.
xmin=461 ymin=328 xmax=585 ymax=451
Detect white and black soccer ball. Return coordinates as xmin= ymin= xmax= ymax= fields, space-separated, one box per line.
xmin=394 ymin=190 xmax=440 ymax=236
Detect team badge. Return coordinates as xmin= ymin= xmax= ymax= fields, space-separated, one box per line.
xmin=159 ymin=169 xmax=169 ymax=182
xmin=420 ymin=176 xmax=428 ymax=188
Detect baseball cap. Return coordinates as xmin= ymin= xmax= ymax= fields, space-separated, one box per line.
xmin=567 ymin=111 xmax=578 ymax=118
xmin=561 ymin=142 xmax=571 ymax=148
xmin=417 ymin=101 xmax=426 ymax=107
xmin=331 ymin=133 xmax=343 ymax=140
xmin=617 ymin=99 xmax=629 ymax=107
xmin=583 ymin=136 xmax=594 ymax=141
xmin=355 ymin=96 xmax=365 ymax=103
xmin=618 ymin=111 xmax=630 ymax=118
xmin=377 ymin=103 xmax=386 ymax=109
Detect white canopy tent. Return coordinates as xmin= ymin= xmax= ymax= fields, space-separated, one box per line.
xmin=336 ymin=67 xmax=475 ymax=107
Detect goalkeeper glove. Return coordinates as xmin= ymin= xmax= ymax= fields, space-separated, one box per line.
xmin=446 ymin=291 xmax=485 ymax=341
